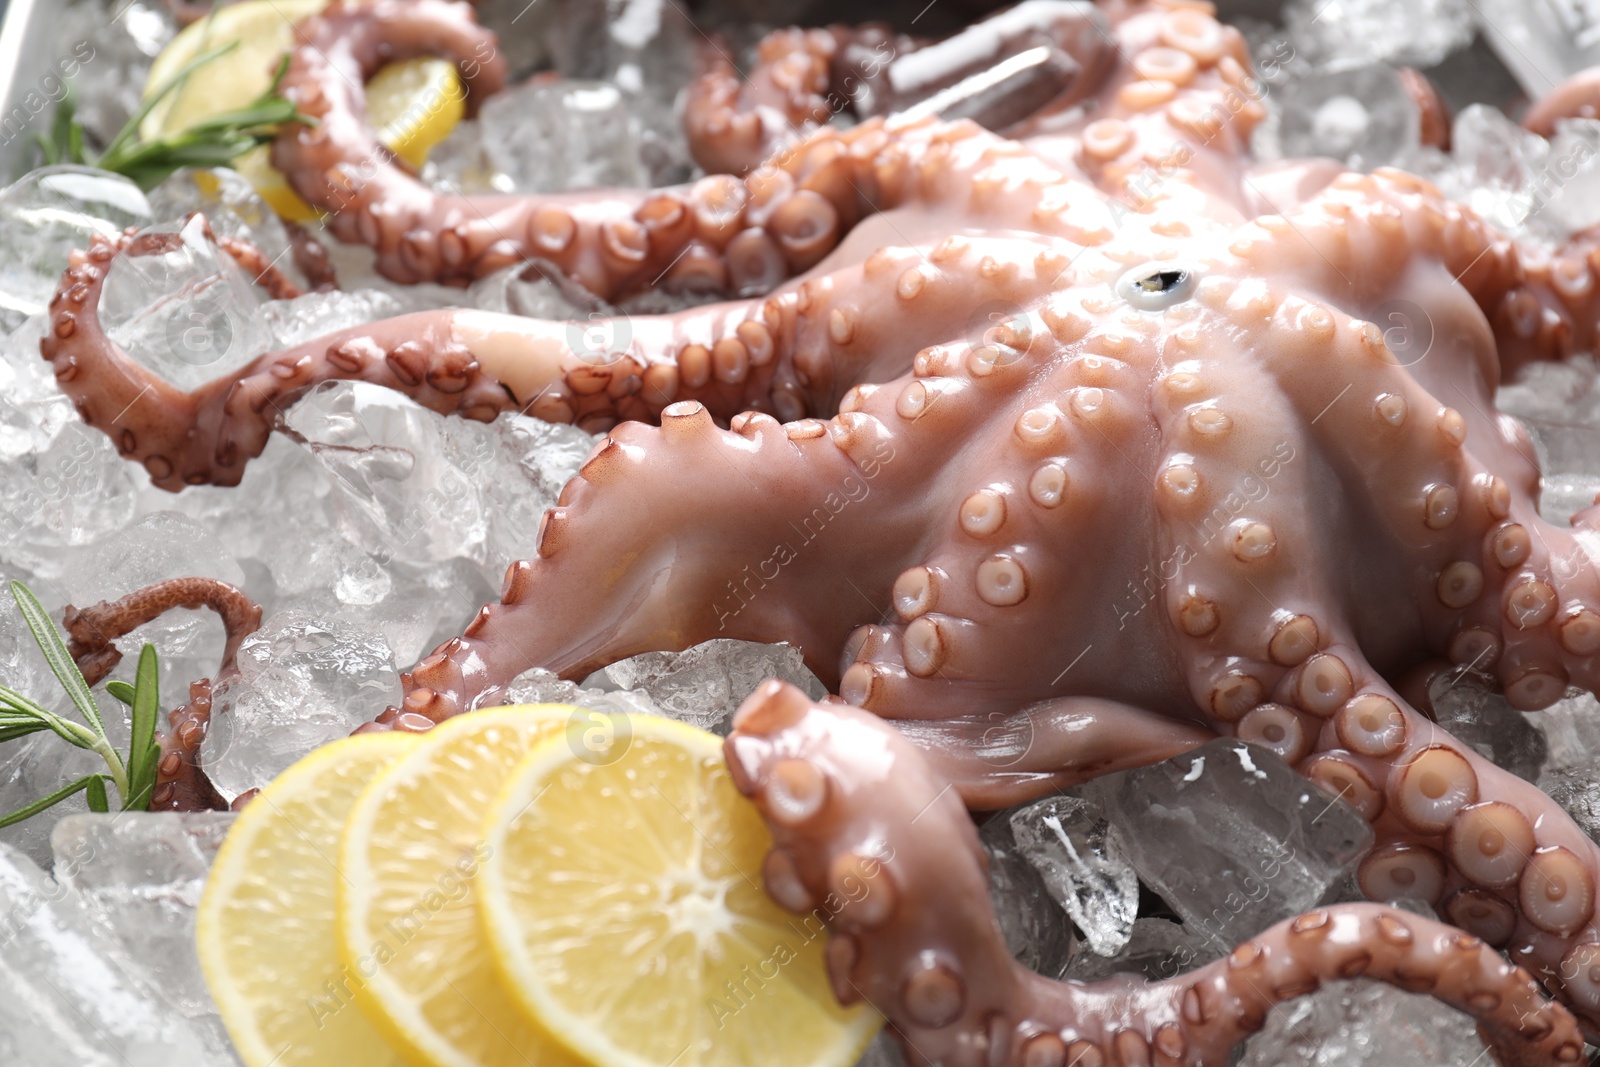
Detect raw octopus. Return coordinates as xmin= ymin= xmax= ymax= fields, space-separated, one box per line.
xmin=38 ymin=0 xmax=1600 ymax=1062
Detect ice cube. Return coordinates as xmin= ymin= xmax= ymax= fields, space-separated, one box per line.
xmin=1007 ymin=793 xmax=1139 ymax=957
xmin=51 ymin=811 xmax=233 ymax=1019
xmin=977 ymin=811 xmax=1076 ymax=979
xmin=502 ymin=666 xmax=587 ymax=706
xmin=1281 ymin=0 xmax=1473 ymax=70
xmin=1474 ymin=0 xmax=1600 ymax=98
xmin=479 ymin=80 xmax=649 ymax=193
xmin=1545 ymin=767 xmax=1600 ymax=844
xmin=1101 ymin=739 xmax=1374 ymax=952
xmin=261 ymin=288 xmax=403 ymax=349
xmin=583 ymin=639 xmax=827 ymax=734
xmin=285 ymin=382 xmax=593 ymax=585
xmin=201 ymin=603 xmax=400 ymax=801
xmin=0 ymin=418 xmax=143 ymax=581
xmin=1545 ymin=119 xmax=1600 ymax=234
xmin=1063 ymin=917 xmax=1220 ymax=983
xmin=1537 ymin=690 xmax=1600 ymax=776
xmin=1538 ymin=692 xmax=1600 ymax=842
xmin=1445 ymin=104 xmax=1562 ymax=239
xmin=550 ymin=0 xmax=697 ymax=184
xmin=52 ymin=0 xmax=176 ymax=149
xmin=467 ymin=260 xmax=595 ymax=318
xmin=0 ymin=315 xmax=77 ymax=459
xmin=1237 ymin=977 xmax=1489 ymax=1066
xmin=1270 ymin=65 xmax=1420 ymax=172
xmin=1427 ymin=669 xmax=1547 ymax=782
xmin=148 ymin=168 xmax=299 ymax=291
xmin=0 ymin=166 xmax=152 ymax=331
xmin=98 ymin=215 xmax=273 ymax=391
xmin=0 ymin=841 xmax=217 ymax=1066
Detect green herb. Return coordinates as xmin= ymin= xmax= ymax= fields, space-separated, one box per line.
xmin=0 ymin=581 xmax=166 ymax=827
xmin=36 ymin=41 xmax=317 ymax=191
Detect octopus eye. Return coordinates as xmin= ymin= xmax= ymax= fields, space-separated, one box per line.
xmin=1117 ymin=263 xmax=1198 ymax=310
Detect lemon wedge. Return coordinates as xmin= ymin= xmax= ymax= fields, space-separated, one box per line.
xmin=478 ymin=715 xmax=882 ymax=1067
xmin=337 ymin=706 xmax=583 ymax=1067
xmin=196 ymin=732 xmax=420 ymax=1067
xmin=141 ymin=0 xmax=464 ymax=221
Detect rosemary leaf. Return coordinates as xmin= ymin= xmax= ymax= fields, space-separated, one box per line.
xmin=126 ymin=644 xmax=159 ymax=812
xmin=105 ymin=680 xmax=135 ymax=706
xmin=0 ymin=723 xmax=50 ymax=745
xmin=0 ymin=775 xmax=101 ymax=830
xmin=98 ymin=40 xmax=240 ymax=165
xmin=8 ymin=581 xmax=106 ymax=739
xmin=86 ymin=775 xmax=109 ymax=814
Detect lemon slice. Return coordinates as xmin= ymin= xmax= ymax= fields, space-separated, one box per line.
xmin=197 ymin=732 xmax=420 ymax=1067
xmin=479 ymin=716 xmax=882 ymax=1067
xmin=337 ymin=706 xmax=584 ymax=1067
xmin=142 ymin=0 xmax=464 ymax=221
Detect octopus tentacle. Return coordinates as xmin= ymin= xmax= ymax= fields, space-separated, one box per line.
xmin=378 ymin=394 xmax=908 ymax=724
xmin=44 ymin=212 xmax=1062 ymax=485
xmin=724 ymin=682 xmax=1587 ymax=1067
xmin=61 ymin=576 xmax=265 ymax=814
xmin=891 ymin=695 xmax=1214 ymax=810
xmin=1041 ymin=2 xmax=1263 ymax=210
xmin=1177 ymin=608 xmax=1600 ymax=1039
xmin=153 ymin=678 xmax=227 ymax=813
xmin=271 ymin=0 xmax=930 ymax=294
xmin=685 ymin=24 xmax=917 ymax=177
xmin=1521 ymin=66 xmax=1600 ymax=136
xmin=685 ymin=1 xmax=1117 ymax=178
xmin=63 ymin=576 xmax=262 ymax=686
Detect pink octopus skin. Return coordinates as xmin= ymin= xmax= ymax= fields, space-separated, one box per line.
xmin=726 ymin=680 xmax=1587 ymax=1067
xmin=38 ymin=0 xmax=1600 ymax=1058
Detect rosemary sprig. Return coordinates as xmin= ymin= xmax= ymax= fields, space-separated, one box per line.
xmin=36 ymin=41 xmax=317 ymax=192
xmin=0 ymin=581 xmax=166 ymax=827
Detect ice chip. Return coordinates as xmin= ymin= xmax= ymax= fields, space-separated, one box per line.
xmin=1538 ymin=690 xmax=1600 ymax=777
xmin=1281 ymin=0 xmax=1473 ymax=70
xmin=1237 ymin=978 xmax=1489 ymax=1066
xmin=1063 ymin=917 xmax=1220 ymax=982
xmin=548 ymin=0 xmax=696 ymax=183
xmin=1427 ymin=670 xmax=1547 ymax=782
xmin=1475 ymin=0 xmax=1600 ymax=97
xmin=51 ymin=811 xmax=233 ymax=1019
xmin=0 ymin=418 xmax=143 ymax=581
xmin=977 ymin=811 xmax=1076 ymax=978
xmin=1008 ymin=793 xmax=1139 ymax=957
xmin=0 ymin=841 xmax=216 ymax=1066
xmin=0 ymin=166 xmax=152 ymax=331
xmin=1101 ymin=739 xmax=1374 ymax=952
xmin=148 ymin=168 xmax=297 ymax=290
xmin=201 ymin=604 xmax=399 ymax=801
xmin=480 ymin=80 xmax=648 ymax=193
xmin=1270 ymin=65 xmax=1419 ymax=172
xmin=99 ymin=215 xmax=272 ymax=391
xmin=583 ymin=639 xmax=826 ymax=734
xmin=261 ymin=288 xmax=403 ymax=349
